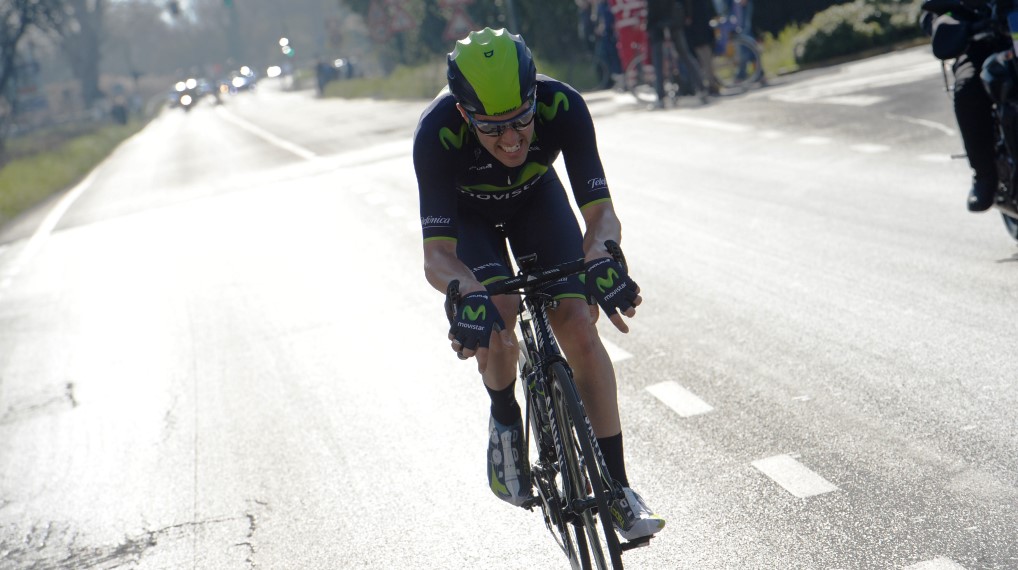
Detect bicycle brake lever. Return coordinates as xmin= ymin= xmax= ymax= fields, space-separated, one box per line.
xmin=604 ymin=240 xmax=628 ymax=273
xmin=444 ymin=279 xmax=460 ymax=326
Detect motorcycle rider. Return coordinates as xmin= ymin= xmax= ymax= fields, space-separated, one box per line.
xmin=925 ymin=0 xmax=1000 ymax=211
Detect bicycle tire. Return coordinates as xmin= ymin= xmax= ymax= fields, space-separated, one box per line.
xmin=522 ymin=359 xmax=584 ymax=567
xmin=624 ymin=53 xmax=658 ymax=105
xmin=712 ymin=34 xmax=762 ymax=93
xmin=549 ymin=361 xmax=624 ymax=569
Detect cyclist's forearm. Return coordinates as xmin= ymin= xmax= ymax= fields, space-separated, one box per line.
xmin=580 ymin=202 xmax=623 ymax=261
xmin=424 ymin=241 xmax=485 ymax=295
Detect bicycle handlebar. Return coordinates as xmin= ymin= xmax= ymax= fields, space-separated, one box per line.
xmin=486 ymin=240 xmax=628 ymax=297
xmin=487 ymin=258 xmax=586 ymax=296
xmin=445 ymin=240 xmax=627 ymax=309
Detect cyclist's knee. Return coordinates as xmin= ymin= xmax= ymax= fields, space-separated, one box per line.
xmin=549 ymin=300 xmax=601 ymax=349
xmin=492 ymin=293 xmax=520 ymax=327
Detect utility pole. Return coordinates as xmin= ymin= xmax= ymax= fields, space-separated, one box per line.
xmin=504 ymin=0 xmax=519 ymax=33
xmin=225 ymin=0 xmax=241 ymax=64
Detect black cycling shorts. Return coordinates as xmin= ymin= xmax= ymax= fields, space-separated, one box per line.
xmin=456 ymin=169 xmax=587 ymax=301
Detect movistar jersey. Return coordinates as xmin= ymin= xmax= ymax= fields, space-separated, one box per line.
xmin=413 ymin=75 xmax=612 ymax=242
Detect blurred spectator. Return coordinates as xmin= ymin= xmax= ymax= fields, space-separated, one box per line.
xmin=687 ymin=0 xmax=720 ymax=95
xmin=645 ymin=0 xmax=704 ymax=106
xmin=593 ymin=0 xmax=622 ymax=88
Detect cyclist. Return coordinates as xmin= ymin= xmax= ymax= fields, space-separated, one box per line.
xmin=413 ymin=27 xmax=665 ymax=541
xmin=645 ymin=0 xmax=705 ymax=107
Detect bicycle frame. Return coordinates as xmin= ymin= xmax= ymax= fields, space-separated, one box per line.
xmin=484 ymin=253 xmax=645 ymax=570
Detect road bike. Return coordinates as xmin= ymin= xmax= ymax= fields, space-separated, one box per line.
xmin=447 ymin=241 xmax=650 ymax=569
xmin=709 ymin=13 xmax=764 ymax=93
xmin=624 ymin=35 xmax=707 ymax=106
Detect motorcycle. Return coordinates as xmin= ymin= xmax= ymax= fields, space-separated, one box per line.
xmin=173 ymin=78 xmax=200 ymax=112
xmin=923 ymin=0 xmax=1018 ymax=242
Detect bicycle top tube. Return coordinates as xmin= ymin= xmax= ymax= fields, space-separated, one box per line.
xmin=486 ymin=258 xmax=585 ymax=297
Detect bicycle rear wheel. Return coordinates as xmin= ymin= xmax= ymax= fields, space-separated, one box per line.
xmin=712 ymin=34 xmax=762 ymax=93
xmin=549 ymin=361 xmax=624 ymax=569
xmin=624 ymin=53 xmax=658 ymax=105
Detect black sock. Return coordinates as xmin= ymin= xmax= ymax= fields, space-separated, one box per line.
xmin=598 ymin=433 xmax=629 ymax=488
xmin=486 ymin=380 xmax=521 ymax=426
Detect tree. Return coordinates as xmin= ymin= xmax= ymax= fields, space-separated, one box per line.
xmin=0 ymin=0 xmax=64 ymax=163
xmin=60 ymin=0 xmax=105 ymax=110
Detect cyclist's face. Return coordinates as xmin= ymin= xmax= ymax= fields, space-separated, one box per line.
xmin=458 ymin=101 xmax=535 ymax=168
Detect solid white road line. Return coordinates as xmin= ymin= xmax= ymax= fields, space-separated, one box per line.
xmin=3 ymin=171 xmax=98 ymax=284
xmin=216 ymin=107 xmax=318 ymax=160
xmin=889 ymin=114 xmax=957 ymax=137
xmin=646 ymin=381 xmax=714 ymax=417
xmin=752 ymin=454 xmax=839 ymax=498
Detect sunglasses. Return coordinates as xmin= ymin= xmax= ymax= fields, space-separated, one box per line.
xmin=468 ymin=96 xmax=538 ymax=137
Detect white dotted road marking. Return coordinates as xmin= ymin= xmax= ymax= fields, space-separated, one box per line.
xmin=752 ymin=454 xmax=838 ymax=498
xmin=850 ymin=143 xmax=891 ymax=154
xmin=646 ymin=381 xmax=714 ymax=417
xmin=657 ymin=115 xmax=754 ymax=133
xmin=797 ymin=136 xmax=832 ymax=146
xmin=918 ymin=154 xmax=956 ymax=163
xmin=645 ymin=112 xmax=952 ymax=162
xmin=904 ymin=558 xmax=968 ymax=570
xmin=600 ymin=338 xmax=633 ymax=362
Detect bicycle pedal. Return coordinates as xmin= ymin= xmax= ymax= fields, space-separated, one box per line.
xmin=520 ymin=495 xmax=541 ymax=510
xmin=618 ymin=537 xmax=651 ymax=549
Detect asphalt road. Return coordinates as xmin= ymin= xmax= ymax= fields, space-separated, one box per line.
xmin=1 ymin=45 xmax=1016 ymax=569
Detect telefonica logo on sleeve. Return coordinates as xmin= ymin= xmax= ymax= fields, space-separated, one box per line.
xmin=587 ymin=177 xmax=607 ymax=191
xmin=421 ymin=215 xmax=452 ymax=227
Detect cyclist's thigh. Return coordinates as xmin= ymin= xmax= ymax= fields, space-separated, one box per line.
xmin=504 ymin=171 xmax=586 ymax=301
xmin=455 ymin=214 xmax=520 ymax=318
xmin=455 ymin=212 xmax=514 ymax=285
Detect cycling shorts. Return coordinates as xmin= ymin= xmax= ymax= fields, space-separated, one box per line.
xmin=456 ymin=169 xmax=586 ymax=301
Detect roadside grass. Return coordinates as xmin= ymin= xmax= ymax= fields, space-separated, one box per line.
xmin=0 ymin=120 xmax=145 ymax=226
xmin=761 ymin=24 xmax=805 ymax=77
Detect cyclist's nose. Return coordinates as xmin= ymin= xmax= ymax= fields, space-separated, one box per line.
xmin=501 ymin=126 xmax=525 ymax=144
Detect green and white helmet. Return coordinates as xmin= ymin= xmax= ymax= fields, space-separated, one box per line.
xmin=447 ymin=27 xmax=537 ymax=116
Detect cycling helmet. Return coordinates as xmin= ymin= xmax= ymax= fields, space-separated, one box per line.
xmin=447 ymin=27 xmax=537 ymax=116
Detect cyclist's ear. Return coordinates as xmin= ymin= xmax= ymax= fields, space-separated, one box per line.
xmin=455 ymin=103 xmax=470 ymax=124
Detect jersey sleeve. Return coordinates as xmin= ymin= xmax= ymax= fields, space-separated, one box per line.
xmin=547 ymin=81 xmax=612 ymax=210
xmin=413 ymin=97 xmax=465 ymax=242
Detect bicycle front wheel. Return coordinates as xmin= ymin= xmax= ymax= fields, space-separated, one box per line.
xmin=624 ymin=53 xmax=657 ymax=105
xmin=712 ymin=35 xmax=762 ymax=93
xmin=549 ymin=361 xmax=624 ymax=570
